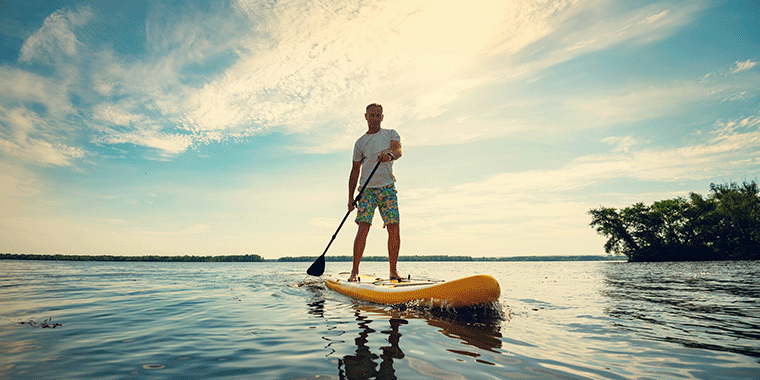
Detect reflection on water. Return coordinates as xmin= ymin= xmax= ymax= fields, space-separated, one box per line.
xmin=338 ymin=311 xmax=406 ymax=380
xmin=601 ymin=261 xmax=760 ymax=359
xmin=421 ymin=305 xmax=504 ymax=353
xmin=304 ymin=284 xmax=506 ymax=380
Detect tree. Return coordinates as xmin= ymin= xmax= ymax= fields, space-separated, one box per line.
xmin=589 ymin=181 xmax=760 ymax=262
xmin=709 ymin=181 xmax=760 ymax=258
xmin=588 ymin=206 xmax=639 ymax=258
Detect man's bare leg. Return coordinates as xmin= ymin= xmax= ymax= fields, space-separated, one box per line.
xmin=348 ymin=222 xmax=371 ymax=281
xmin=387 ymin=223 xmax=401 ymax=280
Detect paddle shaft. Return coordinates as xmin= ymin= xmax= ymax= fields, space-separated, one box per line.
xmin=321 ymin=159 xmax=383 ymax=257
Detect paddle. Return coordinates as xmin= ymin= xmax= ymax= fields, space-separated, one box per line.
xmin=307 ymin=159 xmax=384 ymax=276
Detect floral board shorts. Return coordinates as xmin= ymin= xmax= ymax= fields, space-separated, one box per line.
xmin=355 ymin=184 xmax=399 ymax=227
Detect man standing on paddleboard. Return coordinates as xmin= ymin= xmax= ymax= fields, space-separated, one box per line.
xmin=347 ymin=103 xmax=403 ymax=282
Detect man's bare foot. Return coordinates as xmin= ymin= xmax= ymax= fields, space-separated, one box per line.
xmin=347 ymin=273 xmax=359 ymax=282
xmin=389 ymin=273 xmax=404 ymax=281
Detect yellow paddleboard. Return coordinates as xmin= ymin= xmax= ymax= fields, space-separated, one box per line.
xmin=325 ymin=273 xmax=500 ymax=308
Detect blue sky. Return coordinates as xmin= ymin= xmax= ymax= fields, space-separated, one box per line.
xmin=1 ymin=0 xmax=758 ymax=259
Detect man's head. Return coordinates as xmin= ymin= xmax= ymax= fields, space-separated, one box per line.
xmin=365 ymin=103 xmax=383 ymax=131
xmin=366 ymin=103 xmax=383 ymax=114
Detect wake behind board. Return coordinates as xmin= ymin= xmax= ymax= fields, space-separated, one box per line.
xmin=324 ymin=273 xmax=500 ymax=308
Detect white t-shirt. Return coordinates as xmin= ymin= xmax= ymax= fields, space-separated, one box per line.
xmin=352 ymin=128 xmax=400 ymax=188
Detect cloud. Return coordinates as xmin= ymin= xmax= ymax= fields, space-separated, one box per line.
xmin=183 ymin=0 xmax=413 ymax=131
xmin=710 ymin=115 xmax=760 ymax=147
xmin=562 ymin=81 xmax=712 ymax=127
xmin=418 ymin=76 xmax=751 ymax=148
xmin=488 ymin=1 xmax=707 ymax=79
xmin=186 ymin=0 xmax=660 ymax=133
xmin=0 ymin=0 xmax=740 ymax=164
xmin=0 ymin=66 xmax=75 ymax=118
xmin=18 ymin=7 xmax=94 ymax=65
xmin=2 ymin=5 xmax=245 ymax=163
xmin=180 ymin=0 xmax=711 ymax=147
xmin=1 ymin=8 xmax=91 ymax=167
xmin=93 ymin=127 xmax=195 ymax=156
xmin=89 ymin=103 xmax=194 ymax=156
xmin=0 ymin=107 xmax=85 ymax=167
xmin=401 ymin=113 xmax=760 ymax=249
xmin=731 ymin=59 xmax=758 ymax=74
xmin=601 ymin=136 xmax=638 ymax=152
xmin=91 ymin=103 xmax=148 ymax=126
xmin=566 ymin=116 xmax=760 ymax=183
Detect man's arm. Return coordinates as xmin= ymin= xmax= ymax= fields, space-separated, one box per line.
xmin=348 ymin=160 xmax=362 ymax=211
xmin=378 ymin=140 xmax=402 ymax=162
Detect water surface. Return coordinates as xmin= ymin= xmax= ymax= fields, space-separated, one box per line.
xmin=1 ymin=260 xmax=758 ymax=379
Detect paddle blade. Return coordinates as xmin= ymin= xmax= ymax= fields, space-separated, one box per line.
xmin=307 ymin=254 xmax=326 ymax=276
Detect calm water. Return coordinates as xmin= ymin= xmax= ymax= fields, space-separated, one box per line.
xmin=0 ymin=260 xmax=758 ymax=379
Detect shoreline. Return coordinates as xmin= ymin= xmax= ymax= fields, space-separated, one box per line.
xmin=1 ymin=253 xmax=624 ymax=262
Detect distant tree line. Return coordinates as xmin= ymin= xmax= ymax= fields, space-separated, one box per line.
xmin=0 ymin=253 xmax=265 ymax=262
xmin=278 ymin=255 xmax=473 ymax=262
xmin=2 ymin=253 xmax=621 ymax=263
xmin=277 ymin=255 xmax=620 ymax=262
xmin=589 ymin=181 xmax=760 ymax=262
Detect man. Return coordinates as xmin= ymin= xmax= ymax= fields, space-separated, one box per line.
xmin=347 ymin=103 xmax=403 ymax=282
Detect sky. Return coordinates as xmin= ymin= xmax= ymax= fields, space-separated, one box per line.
xmin=1 ymin=0 xmax=759 ymax=260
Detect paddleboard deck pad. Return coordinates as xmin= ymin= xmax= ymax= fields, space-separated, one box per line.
xmin=325 ymin=273 xmax=500 ymax=308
